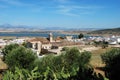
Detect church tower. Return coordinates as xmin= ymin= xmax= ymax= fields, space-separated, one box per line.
xmin=37 ymin=41 xmax=42 ymax=55
xmin=49 ymin=33 xmax=53 ymax=42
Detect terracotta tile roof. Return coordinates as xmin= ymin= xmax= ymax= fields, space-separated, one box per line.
xmin=55 ymin=36 xmax=64 ymax=41
xmin=27 ymin=37 xmax=50 ymax=44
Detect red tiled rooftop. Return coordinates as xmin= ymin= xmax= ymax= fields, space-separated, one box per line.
xmin=27 ymin=37 xmax=50 ymax=44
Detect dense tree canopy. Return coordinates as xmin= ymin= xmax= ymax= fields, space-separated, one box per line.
xmin=4 ymin=46 xmax=37 ymax=71
xmin=2 ymin=44 xmax=19 ymax=60
xmin=33 ymin=47 xmax=104 ymax=80
xmin=94 ymin=41 xmax=108 ymax=48
xmin=78 ymin=33 xmax=84 ymax=39
xmin=101 ymin=48 xmax=120 ymax=80
xmin=2 ymin=45 xmax=104 ymax=80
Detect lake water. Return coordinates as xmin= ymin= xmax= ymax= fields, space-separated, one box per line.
xmin=0 ymin=32 xmax=78 ymax=38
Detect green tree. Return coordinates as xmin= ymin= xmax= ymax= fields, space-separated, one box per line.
xmin=3 ymin=67 xmax=40 ymax=80
xmin=94 ymin=41 xmax=108 ymax=49
xmin=78 ymin=33 xmax=84 ymax=39
xmin=2 ymin=44 xmax=19 ymax=60
xmin=34 ymin=47 xmax=104 ymax=80
xmin=5 ymin=46 xmax=37 ymax=71
xmin=23 ymin=42 xmax=32 ymax=48
xmin=2 ymin=47 xmax=104 ymax=80
xmin=22 ymin=42 xmax=28 ymax=48
xmin=101 ymin=48 xmax=120 ymax=80
xmin=68 ymin=67 xmax=104 ymax=80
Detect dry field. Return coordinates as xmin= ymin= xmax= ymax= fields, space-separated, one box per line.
xmin=0 ymin=57 xmax=7 ymax=79
xmin=90 ymin=47 xmax=112 ymax=76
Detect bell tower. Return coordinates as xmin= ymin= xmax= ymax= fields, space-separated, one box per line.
xmin=49 ymin=33 xmax=53 ymax=42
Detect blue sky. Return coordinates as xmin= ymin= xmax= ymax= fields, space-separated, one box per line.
xmin=0 ymin=0 xmax=120 ymax=29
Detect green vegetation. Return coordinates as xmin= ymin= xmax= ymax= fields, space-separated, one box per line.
xmin=90 ymin=47 xmax=112 ymax=67
xmin=101 ymin=48 xmax=120 ymax=80
xmin=94 ymin=41 xmax=108 ymax=49
xmin=2 ymin=45 xmax=105 ymax=80
xmin=78 ymin=33 xmax=84 ymax=39
xmin=5 ymin=46 xmax=37 ymax=71
xmin=33 ymin=47 xmax=98 ymax=79
xmin=3 ymin=67 xmax=40 ymax=80
xmin=2 ymin=44 xmax=19 ymax=60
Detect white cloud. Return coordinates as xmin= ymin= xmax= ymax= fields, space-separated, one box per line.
xmin=58 ymin=5 xmax=102 ymax=10
xmin=56 ymin=5 xmax=103 ymax=16
xmin=56 ymin=5 xmax=79 ymax=16
xmin=59 ymin=11 xmax=79 ymax=16
xmin=0 ymin=0 xmax=103 ymax=16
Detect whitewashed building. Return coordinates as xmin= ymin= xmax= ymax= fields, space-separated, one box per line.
xmin=117 ymin=37 xmax=120 ymax=44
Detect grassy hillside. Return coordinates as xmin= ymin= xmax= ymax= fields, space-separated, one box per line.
xmin=88 ymin=27 xmax=120 ymax=35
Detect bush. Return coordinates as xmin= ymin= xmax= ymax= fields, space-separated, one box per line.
xmin=94 ymin=41 xmax=108 ymax=48
xmin=101 ymin=48 xmax=120 ymax=80
xmin=3 ymin=46 xmax=104 ymax=80
xmin=2 ymin=67 xmax=40 ymax=80
xmin=2 ymin=44 xmax=19 ymax=60
xmin=5 ymin=46 xmax=37 ymax=71
xmin=78 ymin=33 xmax=84 ymax=39
xmin=34 ymin=47 xmax=104 ymax=80
xmin=68 ymin=67 xmax=104 ymax=80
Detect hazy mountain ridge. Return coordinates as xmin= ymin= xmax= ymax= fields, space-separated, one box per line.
xmin=0 ymin=24 xmax=43 ymax=32
xmin=89 ymin=27 xmax=120 ymax=34
xmin=0 ymin=24 xmax=101 ymax=31
xmin=0 ymin=24 xmax=34 ymax=29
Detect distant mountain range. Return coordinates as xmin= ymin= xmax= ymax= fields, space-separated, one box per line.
xmin=43 ymin=27 xmax=100 ymax=31
xmin=0 ymin=24 xmax=42 ymax=32
xmin=0 ymin=24 xmax=35 ymax=29
xmin=0 ymin=24 xmax=100 ymax=31
xmin=0 ymin=24 xmax=119 ymax=33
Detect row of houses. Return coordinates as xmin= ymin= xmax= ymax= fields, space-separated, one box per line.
xmin=107 ymin=36 xmax=120 ymax=45
xmin=0 ymin=33 xmax=82 ymax=56
xmin=0 ymin=33 xmax=120 ymax=56
xmin=84 ymin=35 xmax=120 ymax=45
xmin=0 ymin=38 xmax=25 ymax=57
xmin=0 ymin=38 xmax=25 ymax=48
xmin=26 ymin=33 xmax=83 ymax=55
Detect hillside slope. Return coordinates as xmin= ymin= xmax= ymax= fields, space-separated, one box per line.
xmin=88 ymin=27 xmax=120 ymax=34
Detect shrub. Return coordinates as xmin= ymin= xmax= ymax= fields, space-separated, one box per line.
xmin=2 ymin=67 xmax=40 ymax=80
xmin=5 ymin=46 xmax=37 ymax=71
xmin=34 ymin=47 xmax=104 ymax=80
xmin=93 ymin=41 xmax=108 ymax=48
xmin=3 ymin=46 xmax=104 ymax=80
xmin=78 ymin=33 xmax=84 ymax=39
xmin=68 ymin=67 xmax=104 ymax=80
xmin=101 ymin=48 xmax=120 ymax=80
xmin=2 ymin=44 xmax=19 ymax=60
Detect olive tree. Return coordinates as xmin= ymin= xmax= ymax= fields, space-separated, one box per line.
xmin=34 ymin=47 xmax=104 ymax=80
xmin=2 ymin=44 xmax=19 ymax=60
xmin=5 ymin=46 xmax=37 ymax=71
xmin=2 ymin=47 xmax=104 ymax=80
xmin=78 ymin=33 xmax=84 ymax=39
xmin=101 ymin=48 xmax=120 ymax=80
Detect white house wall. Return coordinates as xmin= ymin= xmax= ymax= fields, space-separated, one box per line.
xmin=42 ymin=44 xmax=52 ymax=49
